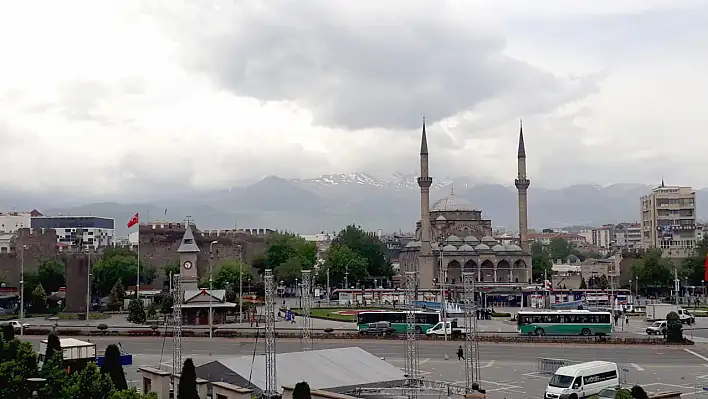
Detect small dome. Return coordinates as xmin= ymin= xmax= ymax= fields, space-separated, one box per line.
xmin=491 ymin=244 xmax=506 ymax=252
xmin=406 ymin=241 xmax=421 ymax=248
xmin=475 ymin=243 xmax=490 ymax=251
xmin=435 ymin=215 xmax=447 ymax=221
xmin=443 ymin=244 xmax=458 ymax=252
xmin=568 ymin=254 xmax=580 ymax=263
xmin=463 ymin=235 xmax=479 ymax=244
xmin=445 ymin=235 xmax=463 ymax=243
xmin=431 ymin=187 xmax=476 ymax=212
xmin=458 ymin=244 xmax=475 ymax=252
xmin=506 ymin=244 xmax=523 ymax=252
xmin=481 ymin=235 xmax=498 ymax=245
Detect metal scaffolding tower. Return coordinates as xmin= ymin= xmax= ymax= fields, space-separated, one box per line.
xmin=263 ymin=269 xmax=278 ymax=399
xmin=301 ymin=269 xmax=313 ymax=351
xmin=403 ymin=271 xmax=419 ymax=399
xmin=462 ymin=271 xmax=481 ymax=392
xmin=172 ymin=273 xmax=183 ymax=375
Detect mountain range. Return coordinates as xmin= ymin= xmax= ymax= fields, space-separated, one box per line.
xmin=10 ymin=173 xmax=708 ymax=237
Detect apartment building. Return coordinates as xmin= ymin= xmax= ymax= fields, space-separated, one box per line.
xmin=579 ymin=227 xmax=613 ymax=249
xmin=640 ymin=183 xmax=697 ymax=257
xmin=615 ymin=222 xmax=642 ymax=250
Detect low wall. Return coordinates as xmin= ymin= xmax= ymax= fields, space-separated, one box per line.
xmin=282 ymin=385 xmax=357 ymax=399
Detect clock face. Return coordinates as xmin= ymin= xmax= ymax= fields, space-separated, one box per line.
xmin=183 ymin=261 xmax=193 ymax=270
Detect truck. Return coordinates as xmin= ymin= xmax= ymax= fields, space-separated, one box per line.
xmin=645 ymin=304 xmax=695 ymax=324
xmin=425 ymin=319 xmax=472 ymax=338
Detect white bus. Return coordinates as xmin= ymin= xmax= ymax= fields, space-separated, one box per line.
xmin=545 ymin=361 xmax=619 ymax=399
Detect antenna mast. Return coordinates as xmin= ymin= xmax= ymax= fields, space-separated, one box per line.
xmin=172 ymin=273 xmax=183 ymax=376
xmin=264 ymin=269 xmax=278 ymax=398
xmin=301 ymin=269 xmax=313 ymax=351
xmin=462 ymin=271 xmax=481 ymax=392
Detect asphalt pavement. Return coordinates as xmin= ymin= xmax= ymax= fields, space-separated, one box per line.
xmin=20 ymin=336 xmax=708 ymax=399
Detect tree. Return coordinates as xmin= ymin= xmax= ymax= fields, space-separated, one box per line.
xmin=666 ymin=311 xmax=683 ymax=343
xmin=631 ymin=385 xmax=648 ymax=399
xmin=319 ymin=244 xmax=368 ymax=287
xmin=548 ymin=238 xmax=573 ymax=262
xmin=614 ymin=388 xmax=633 ymax=399
xmin=263 ymin=232 xmax=317 ymax=273
xmin=333 ymin=225 xmax=393 ymax=278
xmin=70 ymin=362 xmax=115 ymax=399
xmin=109 ymin=278 xmax=126 ymax=311
xmin=276 ymin=257 xmax=304 ymax=284
xmin=36 ymin=259 xmax=66 ymax=293
xmin=177 ymin=358 xmax=199 ymax=399
xmin=213 ymin=260 xmax=246 ymax=289
xmin=32 ymin=283 xmax=47 ymax=312
xmin=44 ymin=332 xmax=63 ymax=365
xmin=39 ymin=353 xmax=73 ymax=399
xmin=631 ymin=249 xmax=673 ymax=291
xmin=92 ymin=248 xmax=140 ymax=297
xmin=160 ymin=295 xmax=174 ymax=315
xmin=681 ymin=238 xmax=708 ymax=285
xmin=293 ymin=381 xmax=312 ymax=399
xmin=127 ymin=298 xmax=146 ymax=324
xmin=2 ymin=324 xmax=15 ymax=342
xmin=0 ymin=340 xmax=38 ymax=398
xmin=579 ymin=276 xmax=587 ymax=289
xmin=531 ymin=242 xmax=552 ymax=282
xmin=110 ymin=388 xmax=159 ymax=399
xmin=101 ymin=344 xmax=128 ymax=391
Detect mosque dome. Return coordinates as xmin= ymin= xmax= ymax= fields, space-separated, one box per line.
xmin=431 ymin=188 xmax=476 ymax=212
xmin=458 ymin=244 xmax=476 ymax=252
xmin=481 ymin=235 xmax=498 ymax=245
xmin=436 ymin=215 xmax=447 ymax=221
xmin=445 ymin=235 xmax=463 ymax=244
xmin=463 ymin=236 xmax=480 ymax=244
xmin=491 ymin=244 xmax=506 ymax=252
xmin=406 ymin=241 xmax=421 ymax=248
xmin=506 ymin=244 xmax=523 ymax=252
xmin=568 ymin=254 xmax=580 ymax=263
xmin=443 ymin=244 xmax=458 ymax=252
xmin=475 ymin=243 xmax=491 ymax=251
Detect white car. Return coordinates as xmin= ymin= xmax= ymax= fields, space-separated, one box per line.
xmin=1 ymin=320 xmax=30 ymax=332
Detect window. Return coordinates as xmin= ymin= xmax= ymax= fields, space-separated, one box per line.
xmin=216 ymin=394 xmax=227 ymax=399
xmin=143 ymin=377 xmax=151 ymax=393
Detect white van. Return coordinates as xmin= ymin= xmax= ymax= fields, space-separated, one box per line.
xmin=545 ymin=361 xmax=619 ymax=399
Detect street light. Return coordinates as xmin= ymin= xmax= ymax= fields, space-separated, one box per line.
xmin=209 ymin=240 xmax=218 ymax=339
xmin=86 ymin=248 xmax=92 ymax=323
xmin=237 ymin=244 xmax=243 ymax=324
xmin=19 ymin=244 xmax=27 ymax=336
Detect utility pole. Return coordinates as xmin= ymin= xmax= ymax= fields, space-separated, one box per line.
xmin=209 ymin=241 xmax=217 ymax=339
xmin=675 ymin=268 xmax=680 ymax=307
xmin=19 ymin=245 xmax=25 ymax=336
xmin=438 ymin=243 xmax=448 ymax=360
xmin=86 ymin=249 xmax=92 ymax=323
xmin=326 ymin=267 xmax=330 ymax=303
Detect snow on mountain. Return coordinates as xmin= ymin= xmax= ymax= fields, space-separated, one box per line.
xmin=291 ymin=173 xmax=453 ymax=190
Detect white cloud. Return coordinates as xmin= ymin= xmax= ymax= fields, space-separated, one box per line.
xmin=0 ymin=0 xmax=706 ymax=203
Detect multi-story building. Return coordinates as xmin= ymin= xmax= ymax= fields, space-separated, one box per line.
xmin=640 ymin=183 xmax=697 ymax=257
xmin=615 ymin=222 xmax=642 ymax=250
xmin=30 ymin=216 xmax=115 ymax=249
xmin=0 ymin=210 xmax=43 ymax=234
xmin=528 ymin=232 xmax=587 ymax=247
xmin=579 ymin=227 xmax=613 ymax=249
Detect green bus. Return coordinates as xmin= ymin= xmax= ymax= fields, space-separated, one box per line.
xmin=357 ymin=311 xmax=440 ymax=334
xmin=517 ymin=310 xmax=613 ymax=336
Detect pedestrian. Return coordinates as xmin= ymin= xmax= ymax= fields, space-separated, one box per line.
xmin=625 ymin=315 xmax=629 ymax=326
xmin=457 ymin=345 xmax=464 ymax=362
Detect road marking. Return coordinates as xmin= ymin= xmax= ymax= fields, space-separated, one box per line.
xmin=630 ymin=363 xmax=644 ymax=371
xmin=481 ymin=360 xmax=495 ymax=368
xmin=685 ymin=349 xmax=708 ymax=362
xmin=420 ymin=358 xmax=430 ymax=365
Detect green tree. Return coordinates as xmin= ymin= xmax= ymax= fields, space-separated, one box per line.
xmin=2 ymin=323 xmax=15 ymax=342
xmin=0 ymin=340 xmax=38 ymax=398
xmin=276 ymin=257 xmax=304 ymax=284
xmin=263 ymin=232 xmax=317 ymax=272
xmin=531 ymin=242 xmax=552 ymax=282
xmin=293 ymin=381 xmax=312 ymax=399
xmin=70 ymin=362 xmax=115 ymax=399
xmin=666 ymin=311 xmax=683 ymax=343
xmin=36 ymin=259 xmax=66 ymax=294
xmin=614 ymin=388 xmax=633 ymax=399
xmin=213 ymin=260 xmax=246 ymax=289
xmin=109 ymin=278 xmax=126 ymax=311
xmin=101 ymin=344 xmax=128 ymax=391
xmin=111 ymin=388 xmax=159 ymax=399
xmin=127 ymin=299 xmax=146 ymax=324
xmin=548 ymin=238 xmax=573 ymax=261
xmin=631 ymin=385 xmax=648 ymax=399
xmin=319 ymin=244 xmax=368 ymax=287
xmin=631 ymin=249 xmax=673 ymax=291
xmin=177 ymin=358 xmax=199 ymax=399
xmin=163 ymin=262 xmax=180 ymax=279
xmin=160 ymin=295 xmax=174 ymax=315
xmin=32 ymin=283 xmax=47 ymax=312
xmin=39 ymin=355 xmax=73 ymax=398
xmin=333 ymin=225 xmax=393 ymax=278
xmin=92 ymin=250 xmax=139 ymax=297
xmin=44 ymin=332 xmax=63 ymax=365
xmin=681 ymin=238 xmax=708 ymax=285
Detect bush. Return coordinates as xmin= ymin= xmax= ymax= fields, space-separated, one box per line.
xmin=293 ymin=381 xmax=312 ymax=399
xmin=631 ymin=385 xmax=648 ymax=399
xmin=127 ymin=299 xmax=147 ymax=324
xmin=666 ymin=311 xmax=683 ymax=343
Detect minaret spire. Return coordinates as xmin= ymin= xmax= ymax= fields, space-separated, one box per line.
xmin=420 ymin=117 xmax=429 ymax=155
xmin=416 ymin=116 xmax=434 ymax=288
xmin=515 ymin=118 xmax=531 ymax=261
xmin=518 ymin=118 xmax=526 ymax=158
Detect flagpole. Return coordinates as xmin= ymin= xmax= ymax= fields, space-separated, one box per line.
xmin=136 ymin=216 xmax=140 ymax=300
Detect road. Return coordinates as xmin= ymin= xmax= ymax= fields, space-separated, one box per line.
xmin=21 ymin=336 xmax=708 ymax=398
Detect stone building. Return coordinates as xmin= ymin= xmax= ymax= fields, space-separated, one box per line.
xmin=399 ymin=120 xmax=533 ymax=289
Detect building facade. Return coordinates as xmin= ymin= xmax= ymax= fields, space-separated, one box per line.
xmin=399 ymin=120 xmax=533 ymax=288
xmin=579 ymin=227 xmax=613 ymax=249
xmin=614 ymin=222 xmax=642 ymax=250
xmin=0 ymin=210 xmax=42 ymax=234
xmin=640 ymin=183 xmax=697 ymax=258
xmin=31 ymin=216 xmax=116 ymax=249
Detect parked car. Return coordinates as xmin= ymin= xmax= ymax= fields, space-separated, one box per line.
xmin=0 ymin=320 xmax=30 ymax=332
xmin=646 ymin=320 xmax=667 ymax=335
xmin=359 ymin=321 xmax=396 ymax=337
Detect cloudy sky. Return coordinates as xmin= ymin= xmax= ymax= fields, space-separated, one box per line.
xmin=1 ymin=0 xmax=707 ymax=202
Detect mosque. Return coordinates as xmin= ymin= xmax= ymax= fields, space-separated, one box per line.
xmin=399 ymin=121 xmax=533 ymax=290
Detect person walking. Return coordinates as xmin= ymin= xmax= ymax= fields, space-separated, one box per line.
xmin=457 ymin=345 xmax=464 ymax=362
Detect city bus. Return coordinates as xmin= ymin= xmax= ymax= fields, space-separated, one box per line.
xmin=517 ymin=310 xmax=613 ymax=336
xmin=357 ymin=311 xmax=440 ymax=334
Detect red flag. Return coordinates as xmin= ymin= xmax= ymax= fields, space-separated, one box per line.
xmin=704 ymin=252 xmax=708 ymax=282
xmin=127 ymin=213 xmax=139 ymax=228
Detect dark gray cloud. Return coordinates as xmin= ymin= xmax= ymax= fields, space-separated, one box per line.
xmin=160 ymin=1 xmax=601 ymax=130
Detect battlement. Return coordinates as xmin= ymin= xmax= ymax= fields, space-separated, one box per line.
xmin=201 ymin=228 xmax=274 ymax=237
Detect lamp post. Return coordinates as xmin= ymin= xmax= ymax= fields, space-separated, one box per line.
xmin=19 ymin=244 xmax=27 ymax=336
xmin=635 ymin=276 xmax=639 ymax=306
xmin=209 ymin=240 xmax=218 ymax=339
xmin=438 ymin=242 xmax=449 ymax=360
xmin=86 ymin=248 xmax=92 ymax=323
xmin=237 ymin=244 xmax=243 ymax=324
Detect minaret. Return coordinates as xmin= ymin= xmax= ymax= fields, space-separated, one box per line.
xmin=515 ymin=119 xmax=531 ymax=253
xmin=417 ymin=118 xmax=435 ymax=288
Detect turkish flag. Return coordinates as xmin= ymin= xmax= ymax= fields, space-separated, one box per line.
xmin=703 ymin=252 xmax=708 ymax=282
xmin=127 ymin=213 xmax=139 ymax=228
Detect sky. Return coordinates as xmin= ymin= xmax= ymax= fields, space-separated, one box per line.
xmin=0 ymin=0 xmax=707 ymax=202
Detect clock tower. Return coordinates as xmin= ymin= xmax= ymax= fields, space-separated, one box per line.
xmin=177 ymin=225 xmax=201 ymax=292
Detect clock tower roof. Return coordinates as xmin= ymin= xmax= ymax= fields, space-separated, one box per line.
xmin=177 ymin=226 xmax=201 ymax=253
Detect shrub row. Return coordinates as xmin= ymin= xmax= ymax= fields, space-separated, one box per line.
xmin=21 ymin=327 xmax=693 ymax=345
